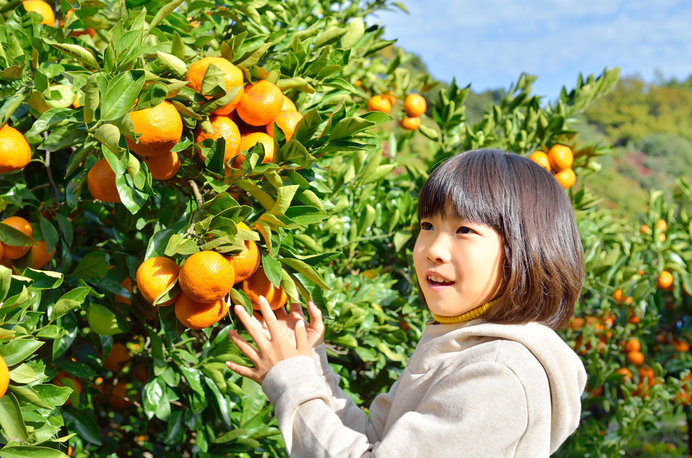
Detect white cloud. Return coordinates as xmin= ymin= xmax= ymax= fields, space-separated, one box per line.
xmin=373 ymin=0 xmax=692 ymax=96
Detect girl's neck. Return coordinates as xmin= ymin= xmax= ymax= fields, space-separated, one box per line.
xmin=432 ymin=299 xmax=498 ymax=325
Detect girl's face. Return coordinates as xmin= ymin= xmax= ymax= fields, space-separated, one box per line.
xmin=413 ymin=212 xmax=505 ymax=318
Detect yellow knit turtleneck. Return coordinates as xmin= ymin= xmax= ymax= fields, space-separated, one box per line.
xmin=432 ymin=299 xmax=498 ymax=324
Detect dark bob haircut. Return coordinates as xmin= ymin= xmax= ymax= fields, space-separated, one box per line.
xmin=417 ymin=149 xmax=583 ymax=330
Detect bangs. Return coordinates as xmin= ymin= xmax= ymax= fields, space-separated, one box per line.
xmin=417 ymin=149 xmax=510 ymax=231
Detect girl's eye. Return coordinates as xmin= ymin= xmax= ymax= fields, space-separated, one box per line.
xmin=457 ymin=226 xmax=474 ymax=235
xmin=420 ymin=221 xmax=433 ymax=231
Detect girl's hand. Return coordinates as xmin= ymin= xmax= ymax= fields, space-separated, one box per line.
xmin=225 ymin=296 xmax=313 ymax=384
xmin=254 ymin=300 xmax=325 ymax=349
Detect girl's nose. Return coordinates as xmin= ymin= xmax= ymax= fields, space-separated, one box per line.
xmin=426 ymin=234 xmax=452 ymax=263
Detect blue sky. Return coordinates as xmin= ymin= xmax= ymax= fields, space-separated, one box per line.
xmin=373 ymin=0 xmax=692 ymax=99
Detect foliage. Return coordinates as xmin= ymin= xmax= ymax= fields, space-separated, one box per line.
xmin=0 ymin=0 xmax=691 ymax=457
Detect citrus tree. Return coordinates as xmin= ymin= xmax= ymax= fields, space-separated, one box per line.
xmin=2 ymin=0 xmax=692 ymax=456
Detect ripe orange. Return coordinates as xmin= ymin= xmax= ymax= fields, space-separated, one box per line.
xmin=125 ymin=101 xmax=183 ymax=157
xmin=0 ymin=355 xmax=8 ymax=399
xmin=227 ymin=222 xmax=260 ymax=283
xmin=236 ymin=80 xmax=284 ymax=126
xmin=1 ymin=216 xmax=34 ymax=260
xmin=194 ymin=115 xmax=241 ymax=165
xmin=554 ymin=168 xmax=576 ymax=189
xmin=626 ymin=350 xmax=644 ymax=366
xmin=174 ymin=294 xmax=228 ymax=330
xmin=673 ymin=338 xmax=690 ymax=352
xmin=266 ymin=110 xmax=303 ymax=140
xmin=185 ymin=57 xmax=244 ymax=115
xmin=404 ymin=93 xmax=426 ymax=117
xmin=615 ymin=367 xmax=632 ymax=382
xmin=115 ymin=277 xmax=133 ymax=304
xmin=638 ymin=366 xmax=655 ymax=385
xmin=242 ymin=266 xmax=287 ymax=311
xmin=233 ymin=132 xmax=276 ymax=168
xmin=528 ymin=151 xmax=551 ymax=172
xmin=547 ymin=144 xmax=574 ymax=172
xmin=613 ymin=289 xmax=623 ymax=302
xmin=0 ymin=124 xmax=32 ymax=174
xmin=179 ymin=251 xmax=235 ymax=303
xmin=23 ymin=0 xmax=55 ymax=25
xmin=136 ymin=256 xmax=180 ymax=306
xmin=639 ymin=224 xmax=650 ymax=235
xmin=659 ymin=232 xmax=666 ymax=242
xmin=103 ymin=343 xmax=131 ymax=372
xmin=281 ymin=95 xmax=297 ymax=112
xmin=385 ymin=92 xmax=396 ymax=106
xmin=656 ymin=270 xmax=674 ymax=290
xmin=399 ymin=116 xmax=421 ymax=130
xmin=655 ymin=219 xmax=667 ymax=232
xmin=366 ymin=95 xmax=391 ymax=113
xmin=106 ymin=381 xmax=132 ymax=408
xmin=31 ymin=240 xmax=55 ymax=268
xmin=87 ymin=158 xmax=121 ymax=203
xmin=623 ymin=338 xmax=641 ymax=353
xmin=144 ymin=151 xmax=180 ymax=180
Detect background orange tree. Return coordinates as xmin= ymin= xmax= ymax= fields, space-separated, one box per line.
xmin=0 ymin=0 xmax=691 ymax=456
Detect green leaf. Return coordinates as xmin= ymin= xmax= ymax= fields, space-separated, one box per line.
xmin=53 ymin=287 xmax=91 ymax=319
xmin=0 ymin=393 xmax=29 ymax=443
xmin=147 ymin=0 xmax=184 ymax=32
xmin=313 ymin=27 xmax=347 ymax=48
xmin=63 ymin=410 xmax=102 ymax=445
xmin=0 ymin=339 xmax=44 ymax=366
xmin=144 ymin=377 xmax=171 ymax=421
xmin=341 ymin=18 xmax=365 ymax=49
xmin=44 ymin=39 xmax=100 ymax=69
xmin=261 ymin=254 xmax=282 ymax=288
xmin=72 ymin=251 xmax=109 ymax=278
xmin=101 ymin=70 xmax=146 ymax=122
xmin=0 ymin=222 xmax=34 ymax=246
xmin=0 ymin=265 xmax=11 ymax=303
xmin=0 ymin=446 xmax=69 ymax=458
xmin=94 ymin=123 xmax=121 ymax=153
xmin=156 ymin=51 xmax=187 ymax=78
xmin=281 ymin=258 xmax=329 ymax=290
xmin=271 ymin=185 xmax=299 ymax=216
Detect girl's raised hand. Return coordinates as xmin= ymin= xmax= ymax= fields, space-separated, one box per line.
xmin=226 ymin=296 xmax=314 ymax=384
xmin=252 ymin=300 xmax=325 ymax=349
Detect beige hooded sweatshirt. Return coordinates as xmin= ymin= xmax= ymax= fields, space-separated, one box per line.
xmin=262 ymin=319 xmax=586 ymax=457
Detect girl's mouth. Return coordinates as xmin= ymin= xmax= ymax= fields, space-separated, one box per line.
xmin=427 ymin=275 xmax=455 ymax=287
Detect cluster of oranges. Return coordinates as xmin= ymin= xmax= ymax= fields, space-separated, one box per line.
xmin=134 ymin=222 xmax=286 ymax=330
xmin=0 ymin=215 xmax=55 ymax=270
xmin=528 ymin=144 xmax=576 ymax=189
xmin=366 ymin=92 xmax=427 ymax=131
xmin=87 ymin=55 xmax=302 ymax=203
xmin=640 ymin=218 xmax=668 ymax=242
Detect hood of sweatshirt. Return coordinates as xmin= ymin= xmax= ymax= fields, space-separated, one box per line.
xmin=420 ymin=320 xmax=586 ymax=453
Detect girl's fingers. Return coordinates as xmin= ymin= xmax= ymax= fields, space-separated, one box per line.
xmin=307 ymin=301 xmax=325 ymax=335
xmin=295 ymin=319 xmax=309 ymax=354
xmin=228 ymin=329 xmax=260 ymax=361
xmin=225 ymin=360 xmax=259 ymax=382
xmin=258 ymin=296 xmax=283 ymax=338
xmin=234 ymin=305 xmax=269 ymax=351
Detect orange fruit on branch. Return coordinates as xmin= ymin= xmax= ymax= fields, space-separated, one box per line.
xmin=623 ymin=338 xmax=641 ymax=353
xmin=126 ymin=101 xmax=183 ymax=157
xmin=174 ymin=294 xmax=228 ymax=330
xmin=626 ymin=350 xmax=644 ymax=366
xmin=242 ymin=266 xmax=287 ymax=311
xmin=403 ymin=93 xmax=426 ymax=117
xmin=1 ymin=216 xmax=34 ymax=260
xmin=185 ymin=56 xmax=244 ymax=115
xmin=114 ymin=277 xmax=133 ymax=304
xmin=399 ymin=116 xmax=421 ymax=130
xmin=103 ymin=343 xmax=131 ymax=373
xmin=639 ymin=224 xmax=650 ymax=234
xmin=281 ymin=95 xmax=297 ymax=112
xmin=553 ymin=168 xmax=576 ymax=189
xmin=87 ymin=158 xmax=121 ymax=203
xmin=656 ymin=270 xmax=674 ymax=291
xmin=226 ymin=222 xmax=260 ymax=283
xmin=0 ymin=124 xmax=32 ymax=174
xmin=144 ymin=151 xmax=180 ymax=180
xmin=366 ymin=95 xmax=391 ymax=113
xmin=179 ymin=251 xmax=235 ymax=303
xmin=30 ymin=240 xmax=55 ymax=269
xmin=233 ymin=132 xmax=276 ymax=168
xmin=0 ymin=355 xmax=8 ymax=399
xmin=194 ymin=115 xmax=241 ymax=164
xmin=528 ymin=151 xmax=551 ymax=172
xmin=266 ymin=110 xmax=303 ymax=140
xmin=236 ymin=80 xmax=284 ymax=126
xmin=547 ymin=144 xmax=574 ymax=172
xmin=136 ymin=256 xmax=180 ymax=306
xmin=22 ymin=0 xmax=55 ymax=25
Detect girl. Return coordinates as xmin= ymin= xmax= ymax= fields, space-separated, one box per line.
xmin=226 ymin=149 xmax=587 ymax=457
